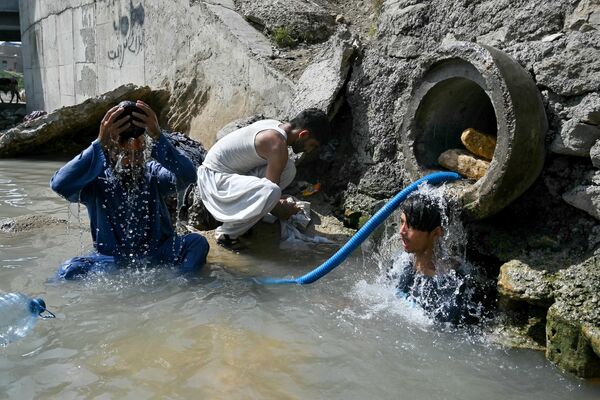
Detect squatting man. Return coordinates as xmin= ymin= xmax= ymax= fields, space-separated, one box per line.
xmin=197 ymin=108 xmax=331 ymax=250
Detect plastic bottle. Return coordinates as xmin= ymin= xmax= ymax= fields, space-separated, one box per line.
xmin=0 ymin=292 xmax=55 ymax=346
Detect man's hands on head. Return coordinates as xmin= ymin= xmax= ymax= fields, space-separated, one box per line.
xmin=99 ymin=101 xmax=161 ymax=152
xmin=133 ymin=100 xmax=161 ymax=140
xmin=98 ymin=105 xmax=130 ymax=151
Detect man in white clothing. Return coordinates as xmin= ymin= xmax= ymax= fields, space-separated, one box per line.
xmin=197 ymin=108 xmax=331 ymax=248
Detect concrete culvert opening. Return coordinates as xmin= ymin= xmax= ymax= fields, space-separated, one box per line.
xmin=414 ymin=74 xmax=497 ymax=168
xmin=402 ymin=42 xmax=547 ymax=220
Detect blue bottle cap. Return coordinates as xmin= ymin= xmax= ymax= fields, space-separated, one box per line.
xmin=29 ymin=298 xmax=56 ymax=319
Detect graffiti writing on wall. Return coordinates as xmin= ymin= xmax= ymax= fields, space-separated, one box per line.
xmin=107 ymin=0 xmax=145 ymax=67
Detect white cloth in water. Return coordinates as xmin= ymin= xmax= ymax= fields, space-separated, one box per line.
xmin=279 ymin=197 xmax=333 ymax=249
xmin=280 ymin=221 xmax=333 ymax=249
xmin=197 ymin=120 xmax=296 ymax=239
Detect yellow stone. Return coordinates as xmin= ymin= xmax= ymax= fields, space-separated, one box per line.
xmin=438 ymin=148 xmax=490 ymax=180
xmin=461 ymin=128 xmax=497 ymax=160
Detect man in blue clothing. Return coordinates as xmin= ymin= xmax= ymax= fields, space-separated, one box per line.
xmin=51 ymin=100 xmax=209 ymax=279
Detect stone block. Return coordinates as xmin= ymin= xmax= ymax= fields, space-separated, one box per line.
xmin=438 ymin=149 xmax=490 ymax=181
xmin=591 ymin=139 xmax=600 ymax=168
xmin=545 ymin=256 xmax=600 ymax=378
xmin=497 ymin=259 xmax=554 ymax=306
xmin=535 ymin=33 xmax=600 ymax=97
xmin=547 ymin=306 xmax=600 ymax=378
xmin=235 ymin=0 xmax=336 ymax=45
xmin=460 ymin=128 xmax=496 ymax=160
xmin=565 ymin=0 xmax=600 ymax=32
xmin=551 ymin=120 xmax=600 ymax=157
xmin=287 ymin=26 xmax=359 ymax=118
xmin=562 ymin=170 xmax=600 ymax=220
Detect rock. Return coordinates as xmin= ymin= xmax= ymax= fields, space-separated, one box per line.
xmin=564 ymin=0 xmax=600 ymax=32
xmin=562 ymin=170 xmax=600 ymax=220
xmin=0 ymin=215 xmax=67 ymax=233
xmin=356 ymin=161 xmax=406 ymax=199
xmin=497 ymin=260 xmax=555 ymax=306
xmin=541 ymin=32 xmax=564 ymax=42
xmin=378 ymin=3 xmax=429 ymax=37
xmin=491 ymin=314 xmax=547 ymax=351
xmin=287 ymin=26 xmax=360 ymax=118
xmin=215 ymin=114 xmax=266 ymax=141
xmin=582 ymin=325 xmax=600 ymax=359
xmin=551 ymin=120 xmax=600 ymax=157
xmin=546 ymin=256 xmax=600 ymax=378
xmin=164 ymin=131 xmax=207 ymax=168
xmin=335 ymin=14 xmax=345 ymax=24
xmin=460 ymin=128 xmax=496 ymax=161
xmin=535 ymin=33 xmax=600 ymax=97
xmin=386 ymin=35 xmax=423 ymax=59
xmin=574 ymin=92 xmax=600 ymax=126
xmin=0 ymin=85 xmax=167 ymax=158
xmin=591 ymin=139 xmax=600 ymax=168
xmin=438 ymin=149 xmax=490 ymax=181
xmin=187 ymin=186 xmax=221 ymax=231
xmin=235 ymin=0 xmax=336 ymax=45
xmin=550 ymin=92 xmax=600 ymax=156
xmin=0 ymin=104 xmax=27 ymax=131
xmin=476 ymin=27 xmax=510 ymax=47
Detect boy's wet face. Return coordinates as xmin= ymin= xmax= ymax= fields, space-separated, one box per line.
xmin=114 ymin=136 xmax=146 ymax=169
xmin=399 ymin=212 xmax=440 ymax=255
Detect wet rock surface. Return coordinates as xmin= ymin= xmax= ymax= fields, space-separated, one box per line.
xmin=0 ymin=214 xmax=67 ymax=233
xmin=497 ymin=260 xmax=554 ymax=307
xmin=546 ymin=256 xmax=600 ymax=378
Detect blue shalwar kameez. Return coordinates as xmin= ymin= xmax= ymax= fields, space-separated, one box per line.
xmin=50 ymin=134 xmax=209 ymax=279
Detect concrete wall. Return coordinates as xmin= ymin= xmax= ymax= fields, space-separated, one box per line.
xmin=19 ymin=0 xmax=294 ymax=141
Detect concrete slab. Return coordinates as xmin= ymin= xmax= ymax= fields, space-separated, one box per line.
xmin=57 ymin=9 xmax=74 ymax=67
xmin=205 ymin=3 xmax=272 ymax=58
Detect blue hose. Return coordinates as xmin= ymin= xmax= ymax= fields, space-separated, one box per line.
xmin=257 ymin=171 xmax=461 ymax=285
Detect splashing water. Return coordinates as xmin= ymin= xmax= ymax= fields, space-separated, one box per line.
xmin=354 ymin=183 xmax=491 ymax=326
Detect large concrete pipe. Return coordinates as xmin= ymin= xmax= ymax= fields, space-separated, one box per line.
xmin=401 ymin=41 xmax=548 ymax=219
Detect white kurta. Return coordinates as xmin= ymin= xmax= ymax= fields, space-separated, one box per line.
xmin=197 ymin=120 xmax=296 ymax=239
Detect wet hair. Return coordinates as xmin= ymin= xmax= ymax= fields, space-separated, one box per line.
xmin=116 ymin=100 xmax=146 ymax=141
xmin=401 ymin=193 xmax=442 ymax=232
xmin=289 ymin=108 xmax=331 ymax=144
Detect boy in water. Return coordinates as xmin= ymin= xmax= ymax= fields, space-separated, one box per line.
xmin=50 ymin=100 xmax=209 ymax=279
xmin=388 ymin=193 xmax=474 ymax=324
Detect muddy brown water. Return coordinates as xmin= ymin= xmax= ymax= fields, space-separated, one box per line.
xmin=1 ymin=159 xmax=599 ymax=399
